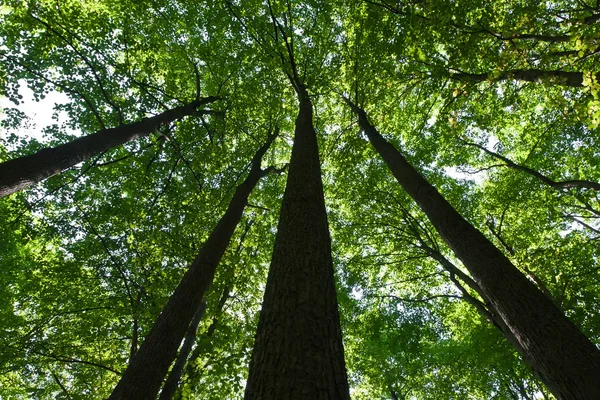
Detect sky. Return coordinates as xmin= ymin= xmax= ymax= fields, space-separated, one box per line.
xmin=0 ymin=81 xmax=72 ymax=143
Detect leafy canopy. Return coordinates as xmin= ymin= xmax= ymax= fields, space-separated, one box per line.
xmin=1 ymin=0 xmax=599 ymax=398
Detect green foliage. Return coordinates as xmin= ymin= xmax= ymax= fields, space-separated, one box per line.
xmin=2 ymin=0 xmax=599 ymax=398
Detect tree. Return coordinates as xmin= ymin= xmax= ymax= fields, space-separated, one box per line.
xmin=108 ymin=130 xmax=278 ymax=399
xmin=2 ymin=0 xmax=600 ymax=399
xmin=344 ymin=97 xmax=600 ymax=399
xmin=0 ymin=97 xmax=220 ymax=198
xmin=241 ymin=3 xmax=349 ymax=396
xmin=245 ymin=79 xmax=350 ymax=398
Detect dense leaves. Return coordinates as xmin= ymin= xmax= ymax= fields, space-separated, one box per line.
xmin=1 ymin=0 xmax=599 ymax=398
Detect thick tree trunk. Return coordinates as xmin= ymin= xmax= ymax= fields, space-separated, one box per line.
xmin=345 ymin=98 xmax=600 ymax=400
xmin=0 ymin=97 xmax=218 ymax=198
xmin=108 ymin=132 xmax=276 ymax=400
xmin=244 ymin=85 xmax=350 ymax=400
xmin=450 ymin=69 xmax=591 ymax=87
xmin=158 ymin=301 xmax=206 ymax=400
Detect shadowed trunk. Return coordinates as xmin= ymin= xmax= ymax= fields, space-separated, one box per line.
xmin=0 ymin=97 xmax=219 ymax=198
xmin=182 ymin=286 xmax=231 ymax=387
xmin=345 ymin=97 xmax=600 ymax=400
xmin=108 ymin=131 xmax=277 ymax=400
xmin=244 ymin=85 xmax=350 ymax=400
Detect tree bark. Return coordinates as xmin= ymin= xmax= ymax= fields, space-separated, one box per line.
xmin=244 ymin=85 xmax=350 ymax=400
xmin=450 ymin=69 xmax=592 ymax=87
xmin=0 ymin=97 xmax=219 ymax=198
xmin=344 ymin=98 xmax=600 ymax=400
xmin=108 ymin=131 xmax=277 ymax=400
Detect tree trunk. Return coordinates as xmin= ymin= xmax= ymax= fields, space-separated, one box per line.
xmin=0 ymin=97 xmax=218 ymax=198
xmin=158 ymin=301 xmax=206 ymax=400
xmin=344 ymin=98 xmax=600 ymax=400
xmin=244 ymin=85 xmax=350 ymax=400
xmin=108 ymin=131 xmax=276 ymax=400
xmin=433 ymin=247 xmax=528 ymax=357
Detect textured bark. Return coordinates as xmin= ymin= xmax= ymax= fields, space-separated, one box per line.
xmin=158 ymin=301 xmax=206 ymax=400
xmin=450 ymin=69 xmax=591 ymax=87
xmin=345 ymin=98 xmax=600 ymax=400
xmin=0 ymin=97 xmax=218 ymax=198
xmin=244 ymin=85 xmax=350 ymax=400
xmin=108 ymin=133 xmax=276 ymax=400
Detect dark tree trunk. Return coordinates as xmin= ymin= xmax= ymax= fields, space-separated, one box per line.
xmin=345 ymin=98 xmax=600 ymax=400
xmin=158 ymin=301 xmax=206 ymax=400
xmin=0 ymin=97 xmax=218 ymax=198
xmin=244 ymin=85 xmax=350 ymax=400
xmin=450 ymin=69 xmax=591 ymax=87
xmin=108 ymin=132 xmax=276 ymax=400
xmin=129 ymin=317 xmax=138 ymax=362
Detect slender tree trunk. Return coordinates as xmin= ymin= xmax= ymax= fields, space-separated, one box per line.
xmin=450 ymin=69 xmax=592 ymax=87
xmin=108 ymin=131 xmax=277 ymax=400
xmin=244 ymin=85 xmax=350 ymax=400
xmin=158 ymin=301 xmax=206 ymax=400
xmin=129 ymin=318 xmax=138 ymax=362
xmin=183 ymin=287 xmax=230 ymax=386
xmin=344 ymin=98 xmax=600 ymax=400
xmin=0 ymin=97 xmax=218 ymax=198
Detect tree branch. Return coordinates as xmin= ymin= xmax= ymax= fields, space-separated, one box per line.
xmin=462 ymin=140 xmax=600 ymax=191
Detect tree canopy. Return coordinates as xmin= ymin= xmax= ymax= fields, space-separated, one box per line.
xmin=1 ymin=0 xmax=599 ymax=398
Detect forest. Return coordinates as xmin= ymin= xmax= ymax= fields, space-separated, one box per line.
xmin=1 ymin=0 xmax=600 ymax=398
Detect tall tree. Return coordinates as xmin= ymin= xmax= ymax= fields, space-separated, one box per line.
xmin=3 ymin=0 xmax=600 ymax=398
xmin=344 ymin=97 xmax=600 ymax=400
xmin=0 ymin=98 xmax=219 ymax=198
xmin=245 ymin=81 xmax=350 ymax=399
xmin=242 ymin=0 xmax=350 ymax=395
xmin=158 ymin=301 xmax=206 ymax=400
xmin=109 ymin=130 xmax=278 ymax=399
